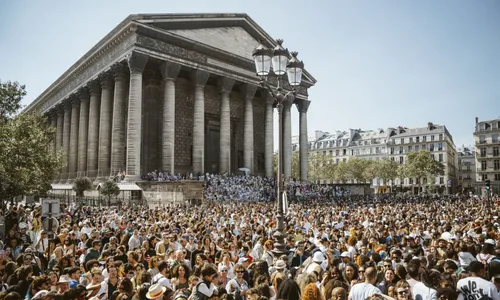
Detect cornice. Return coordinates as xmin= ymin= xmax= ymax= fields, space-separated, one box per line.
xmin=25 ymin=22 xmax=138 ymax=114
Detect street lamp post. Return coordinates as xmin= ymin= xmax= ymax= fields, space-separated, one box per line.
xmin=252 ymin=39 xmax=304 ymax=256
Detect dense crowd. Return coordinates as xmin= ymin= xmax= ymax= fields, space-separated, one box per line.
xmin=2 ymin=188 xmax=500 ymax=300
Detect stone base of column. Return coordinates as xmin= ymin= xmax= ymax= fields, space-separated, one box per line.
xmin=123 ymin=174 xmax=142 ymax=182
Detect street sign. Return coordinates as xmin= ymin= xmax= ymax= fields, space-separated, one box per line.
xmin=42 ymin=199 xmax=60 ymax=218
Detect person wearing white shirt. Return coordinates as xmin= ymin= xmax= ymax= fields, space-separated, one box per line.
xmin=348 ymin=267 xmax=381 ymax=300
xmin=86 ymin=267 xmax=107 ymax=300
xmin=128 ymin=230 xmax=141 ymax=251
xmin=35 ymin=231 xmax=49 ymax=254
xmin=152 ymin=261 xmax=173 ymax=290
xmin=457 ymin=261 xmax=500 ymax=300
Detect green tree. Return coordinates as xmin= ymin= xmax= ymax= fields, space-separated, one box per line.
xmin=334 ymin=160 xmax=351 ymax=183
xmin=406 ymin=150 xmax=445 ymax=193
xmin=100 ymin=180 xmax=120 ymax=207
xmin=0 ymin=80 xmax=26 ymax=122
xmin=373 ymin=158 xmax=399 ymax=188
xmin=0 ymin=113 xmax=63 ymax=206
xmin=397 ymin=164 xmax=410 ymax=192
xmin=73 ymin=177 xmax=93 ymax=197
xmin=272 ymin=152 xmax=300 ymax=179
xmin=346 ymin=158 xmax=371 ymax=183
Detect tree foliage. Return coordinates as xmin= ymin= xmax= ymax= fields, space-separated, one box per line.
xmin=374 ymin=158 xmax=399 ymax=185
xmin=0 ymin=80 xmax=26 ymax=122
xmin=406 ymin=150 xmax=445 ymax=189
xmin=0 ymin=113 xmax=63 ymax=201
xmin=100 ymin=180 xmax=120 ymax=205
xmin=73 ymin=177 xmax=93 ymax=197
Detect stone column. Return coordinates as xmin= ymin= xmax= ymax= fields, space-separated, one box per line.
xmin=243 ymin=84 xmax=257 ymax=173
xmin=283 ymin=97 xmax=293 ymax=178
xmin=98 ymin=73 xmax=114 ymax=180
xmin=56 ymin=107 xmax=64 ymax=179
xmin=160 ymin=62 xmax=181 ymax=174
xmin=87 ymin=81 xmax=101 ymax=178
xmin=77 ymin=89 xmax=90 ymax=177
xmin=296 ymin=99 xmax=310 ymax=182
xmin=124 ymin=52 xmax=148 ymax=182
xmin=264 ymin=92 xmax=274 ymax=178
xmin=218 ymin=77 xmax=234 ymax=174
xmin=110 ymin=63 xmax=128 ymax=177
xmin=62 ymin=102 xmax=71 ymax=179
xmin=50 ymin=113 xmax=57 ymax=154
xmin=68 ymin=98 xmax=80 ymax=179
xmin=190 ymin=70 xmax=210 ymax=175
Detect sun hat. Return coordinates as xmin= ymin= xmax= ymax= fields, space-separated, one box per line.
xmin=312 ymin=251 xmax=325 ymax=263
xmin=58 ymin=275 xmax=72 ymax=283
xmin=146 ymin=283 xmax=167 ymax=299
xmin=275 ymin=260 xmax=287 ymax=270
xmin=340 ymin=252 xmax=350 ymax=258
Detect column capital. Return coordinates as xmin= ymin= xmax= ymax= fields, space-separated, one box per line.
xmin=190 ymin=69 xmax=210 ymax=87
xmin=143 ymin=68 xmax=162 ymax=86
xmin=89 ymin=81 xmax=101 ymax=97
xmin=161 ymin=61 xmax=181 ymax=81
xmin=217 ymin=77 xmax=234 ymax=94
xmin=98 ymin=72 xmax=114 ymax=89
xmin=283 ymin=94 xmax=294 ymax=108
xmin=295 ymin=99 xmax=310 ymax=113
xmin=242 ymin=84 xmax=257 ymax=100
xmin=111 ymin=62 xmax=128 ymax=80
xmin=77 ymin=87 xmax=90 ymax=101
xmin=127 ymin=52 xmax=148 ymax=73
xmin=69 ymin=95 xmax=80 ymax=107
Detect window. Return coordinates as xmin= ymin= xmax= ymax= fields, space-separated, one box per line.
xmin=480 ymin=136 xmax=486 ymax=144
xmin=355 ymin=149 xmax=360 ymax=155
xmin=408 ymin=145 xmax=413 ymax=152
xmin=439 ymin=134 xmax=443 ymax=140
xmin=423 ymin=136 xmax=427 ymax=142
xmin=422 ymin=144 xmax=427 ymax=150
xmin=494 ymin=147 xmax=499 ymax=156
xmin=409 ymin=137 xmax=413 ymax=143
xmin=439 ymin=177 xmax=444 ymax=184
xmin=482 ymin=174 xmax=488 ymax=181
xmin=416 ymin=178 xmax=420 ymax=184
xmin=336 ymin=158 xmax=340 ymax=164
xmin=438 ymin=143 xmax=443 ymax=151
xmin=336 ymin=150 xmax=339 ymax=156
xmin=401 ymin=138 xmax=404 ymax=144
xmin=390 ymin=147 xmax=395 ymax=154
xmin=369 ymin=148 xmax=373 ymax=154
xmin=409 ymin=178 xmax=413 ymax=184
xmin=323 ymin=151 xmax=326 ymax=155
xmin=392 ymin=139 xmax=396 ymax=144
xmin=415 ymin=145 xmax=420 ymax=152
xmin=481 ymin=148 xmax=487 ymax=157
xmin=481 ymin=161 xmax=487 ymax=171
xmin=431 ymin=135 xmax=435 ymax=141
xmin=430 ymin=144 xmax=435 ymax=151
xmin=351 ymin=150 xmax=354 ymax=156
xmin=343 ymin=149 xmax=346 ymax=155
xmin=376 ymin=147 xmax=380 ymax=154
xmin=496 ymin=174 xmax=500 ymax=181
xmin=399 ymin=146 xmax=403 ymax=154
xmin=391 ymin=157 xmax=395 ymax=161
xmin=439 ymin=153 xmax=443 ymax=162
xmin=329 ymin=150 xmax=333 ymax=156
xmin=343 ymin=158 xmax=347 ymax=162
xmin=399 ymin=156 xmax=404 ymax=164
xmin=495 ymin=160 xmax=500 ymax=170
xmin=493 ymin=135 xmax=499 ymax=143
xmin=416 ymin=136 xmax=420 ymax=143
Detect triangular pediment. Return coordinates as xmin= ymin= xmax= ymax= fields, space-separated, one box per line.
xmin=132 ymin=13 xmax=316 ymax=85
xmin=169 ymin=27 xmax=259 ymax=60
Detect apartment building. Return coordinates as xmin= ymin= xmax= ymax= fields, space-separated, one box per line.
xmin=474 ymin=117 xmax=500 ymax=194
xmin=457 ymin=145 xmax=476 ymax=194
xmin=293 ymin=122 xmax=458 ymax=193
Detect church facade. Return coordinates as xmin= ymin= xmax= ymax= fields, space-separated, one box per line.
xmin=25 ymin=14 xmax=315 ymax=182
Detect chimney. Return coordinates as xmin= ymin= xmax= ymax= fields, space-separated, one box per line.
xmin=475 ymin=117 xmax=478 ymax=124
xmin=427 ymin=122 xmax=434 ymax=130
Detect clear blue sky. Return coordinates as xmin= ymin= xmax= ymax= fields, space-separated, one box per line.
xmin=1 ymin=0 xmax=499 ymax=148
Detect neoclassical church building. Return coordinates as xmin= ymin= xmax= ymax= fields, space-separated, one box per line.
xmin=25 ymin=14 xmax=316 ymax=182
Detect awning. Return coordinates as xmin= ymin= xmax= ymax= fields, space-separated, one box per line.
xmin=96 ymin=182 xmax=142 ymax=191
xmin=51 ymin=184 xmax=73 ymax=190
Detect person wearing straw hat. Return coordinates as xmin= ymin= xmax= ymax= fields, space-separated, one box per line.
xmin=146 ymin=283 xmax=167 ymax=299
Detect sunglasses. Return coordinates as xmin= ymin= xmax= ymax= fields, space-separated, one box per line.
xmin=358 ymin=270 xmax=365 ymax=273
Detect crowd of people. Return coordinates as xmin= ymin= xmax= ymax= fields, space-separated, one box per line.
xmin=1 ymin=185 xmax=500 ymax=300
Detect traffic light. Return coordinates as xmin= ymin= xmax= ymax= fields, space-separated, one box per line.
xmin=486 ymin=179 xmax=491 ymax=190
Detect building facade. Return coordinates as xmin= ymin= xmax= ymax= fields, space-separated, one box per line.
xmin=294 ymin=122 xmax=458 ymax=193
xmin=457 ymin=145 xmax=476 ymax=194
xmin=25 ymin=14 xmax=315 ymax=182
xmin=474 ymin=117 xmax=500 ymax=194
